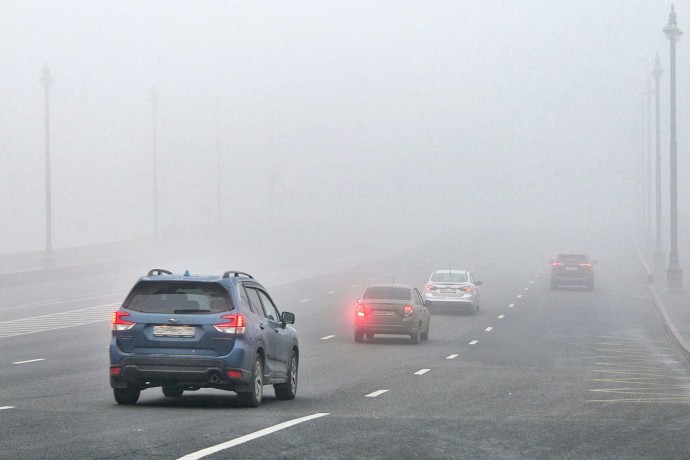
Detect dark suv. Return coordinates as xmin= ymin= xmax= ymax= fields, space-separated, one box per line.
xmin=550 ymin=254 xmax=595 ymax=290
xmin=109 ymin=269 xmax=298 ymax=407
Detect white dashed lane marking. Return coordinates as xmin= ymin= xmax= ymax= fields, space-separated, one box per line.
xmin=365 ymin=390 xmax=389 ymax=398
xmin=469 ymin=340 xmax=479 ymax=345
xmin=508 ymin=303 xmax=515 ymax=308
xmin=320 ymin=335 xmax=335 ymax=340
xmin=300 ymin=299 xmax=311 ymax=303
xmin=12 ymin=359 xmax=45 ymax=365
xmin=414 ymin=369 xmax=430 ymax=375
xmin=0 ymin=406 xmax=15 ymax=411
xmin=517 ymin=295 xmax=523 ymax=299
xmin=446 ymin=354 xmax=458 ymax=359
xmin=177 ymin=413 xmax=330 ymax=460
xmin=327 ymin=291 xmax=336 ymax=295
xmin=498 ymin=315 xmax=505 ymax=319
xmin=485 ymin=327 xmax=493 ymax=332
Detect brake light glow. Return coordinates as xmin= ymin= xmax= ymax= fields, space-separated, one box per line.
xmin=424 ymin=285 xmax=437 ymax=291
xmin=109 ymin=367 xmax=122 ymax=376
xmin=552 ymin=262 xmax=564 ymax=267
xmin=227 ymin=370 xmax=242 ymax=379
xmin=214 ymin=314 xmax=246 ymax=334
xmin=459 ymin=285 xmax=473 ymax=292
xmin=403 ymin=305 xmax=413 ymax=317
xmin=111 ymin=311 xmax=135 ymax=331
xmin=357 ymin=304 xmax=365 ymax=317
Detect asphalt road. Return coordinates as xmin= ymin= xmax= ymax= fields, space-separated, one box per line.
xmin=2 ymin=226 xmax=690 ymax=459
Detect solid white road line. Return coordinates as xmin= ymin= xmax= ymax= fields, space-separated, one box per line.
xmin=485 ymin=327 xmax=493 ymax=332
xmin=508 ymin=303 xmax=515 ymax=308
xmin=12 ymin=359 xmax=45 ymax=365
xmin=320 ymin=335 xmax=335 ymax=340
xmin=20 ymin=300 xmax=59 ymax=307
xmin=177 ymin=413 xmax=330 ymax=460
xmin=414 ymin=369 xmax=430 ymax=375
xmin=498 ymin=315 xmax=505 ymax=319
xmin=446 ymin=354 xmax=458 ymax=359
xmin=365 ymin=390 xmax=389 ymax=397
xmin=469 ymin=340 xmax=479 ymax=345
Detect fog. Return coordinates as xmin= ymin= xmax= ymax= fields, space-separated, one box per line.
xmin=0 ymin=1 xmax=686 ymax=258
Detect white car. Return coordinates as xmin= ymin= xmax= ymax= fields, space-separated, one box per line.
xmin=423 ymin=269 xmax=482 ymax=314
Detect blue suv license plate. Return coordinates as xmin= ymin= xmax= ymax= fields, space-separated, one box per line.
xmin=153 ymin=325 xmax=196 ymax=337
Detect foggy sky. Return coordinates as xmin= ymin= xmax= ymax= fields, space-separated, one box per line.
xmin=0 ymin=1 xmax=686 ymax=253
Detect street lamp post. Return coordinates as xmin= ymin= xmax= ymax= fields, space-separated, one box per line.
xmin=40 ymin=63 xmax=54 ymax=269
xmin=645 ymin=80 xmax=653 ymax=248
xmin=664 ymin=5 xmax=683 ymax=291
xmin=150 ymin=88 xmax=159 ymax=239
xmin=215 ymin=100 xmax=222 ymax=227
xmin=652 ymin=53 xmax=665 ymax=272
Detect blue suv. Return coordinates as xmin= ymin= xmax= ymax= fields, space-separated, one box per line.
xmin=109 ymin=269 xmax=298 ymax=407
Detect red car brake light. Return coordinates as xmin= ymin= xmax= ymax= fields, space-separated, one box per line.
xmin=552 ymin=262 xmax=564 ymax=267
xmin=112 ymin=311 xmax=135 ymax=331
xmin=357 ymin=304 xmax=366 ymax=317
xmin=214 ymin=314 xmax=246 ymax=334
xmin=579 ymin=262 xmax=592 ymax=267
xmin=403 ymin=305 xmax=413 ymax=317
xmin=459 ymin=285 xmax=473 ymax=292
xmin=424 ymin=285 xmax=437 ymax=291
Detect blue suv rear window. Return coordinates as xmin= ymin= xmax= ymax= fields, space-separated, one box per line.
xmin=124 ymin=281 xmax=232 ymax=314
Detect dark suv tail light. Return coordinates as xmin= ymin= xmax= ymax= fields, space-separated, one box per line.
xmin=356 ymin=304 xmax=366 ymax=317
xmin=552 ymin=262 xmax=564 ymax=267
xmin=112 ymin=311 xmax=135 ymax=331
xmin=579 ymin=263 xmax=592 ymax=268
xmin=403 ymin=305 xmax=413 ymax=317
xmin=214 ymin=314 xmax=246 ymax=334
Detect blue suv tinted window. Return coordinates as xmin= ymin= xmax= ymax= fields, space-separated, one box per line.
xmin=124 ymin=281 xmax=232 ymax=314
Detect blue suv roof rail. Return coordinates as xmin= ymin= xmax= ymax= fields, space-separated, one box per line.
xmin=147 ymin=269 xmax=173 ymax=276
xmin=222 ymin=271 xmax=254 ymax=279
